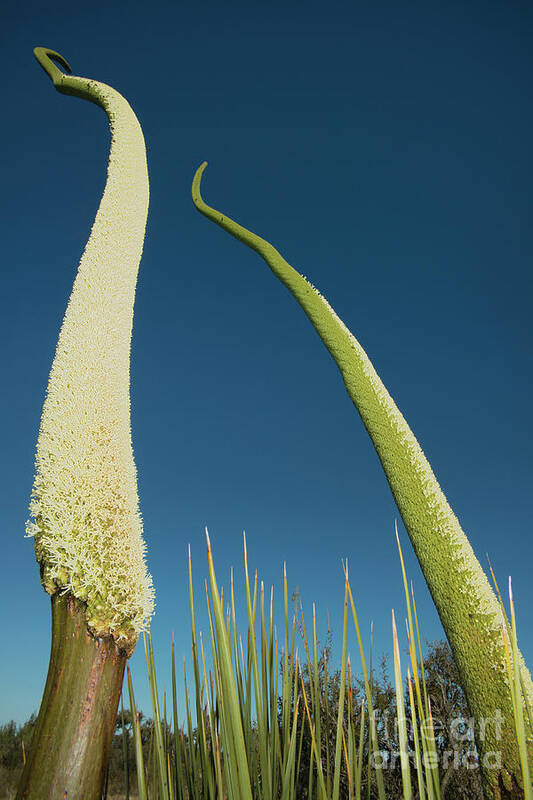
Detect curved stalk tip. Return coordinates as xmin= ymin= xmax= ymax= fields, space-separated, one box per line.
xmin=33 ymin=47 xmax=72 ymax=85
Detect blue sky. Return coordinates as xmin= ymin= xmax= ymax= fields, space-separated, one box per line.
xmin=1 ymin=0 xmax=532 ymax=724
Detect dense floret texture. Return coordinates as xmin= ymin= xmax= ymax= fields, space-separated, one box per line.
xmin=26 ymin=78 xmax=154 ymax=652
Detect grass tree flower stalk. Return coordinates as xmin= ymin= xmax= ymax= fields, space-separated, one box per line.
xmin=17 ymin=48 xmax=153 ymax=800
xmin=192 ymin=162 xmax=532 ymax=799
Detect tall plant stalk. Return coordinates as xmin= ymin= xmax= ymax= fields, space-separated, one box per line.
xmin=18 ymin=48 xmax=152 ymax=799
xmin=192 ymin=162 xmax=532 ymax=798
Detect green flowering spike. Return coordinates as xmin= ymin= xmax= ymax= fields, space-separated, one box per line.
xmin=192 ymin=162 xmax=533 ymax=796
xmin=27 ymin=48 xmax=154 ymax=654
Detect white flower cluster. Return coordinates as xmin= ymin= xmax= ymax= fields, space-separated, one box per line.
xmin=26 ymin=77 xmax=154 ymax=653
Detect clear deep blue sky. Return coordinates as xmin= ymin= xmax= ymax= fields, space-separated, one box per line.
xmin=1 ymin=1 xmax=531 ymax=724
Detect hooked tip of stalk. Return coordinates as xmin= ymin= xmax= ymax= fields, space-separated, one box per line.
xmin=34 ymin=47 xmax=72 ymax=87
xmin=192 ymin=161 xmax=208 ymax=207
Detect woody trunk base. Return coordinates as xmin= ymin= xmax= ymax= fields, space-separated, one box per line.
xmin=16 ymin=593 xmax=127 ymax=800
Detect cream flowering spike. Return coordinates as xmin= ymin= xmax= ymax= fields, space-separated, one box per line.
xmin=192 ymin=163 xmax=532 ymax=796
xmin=27 ymin=48 xmax=153 ymax=654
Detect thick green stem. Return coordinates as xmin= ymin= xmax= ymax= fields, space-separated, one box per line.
xmin=192 ymin=163 xmax=533 ymax=797
xmin=17 ymin=593 xmax=126 ymax=800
